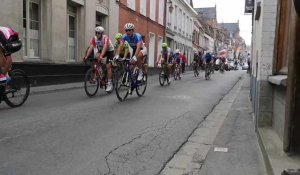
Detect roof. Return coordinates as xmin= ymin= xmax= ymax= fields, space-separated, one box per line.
xmin=217 ymin=23 xmax=239 ymax=33
xmin=194 ymin=7 xmax=216 ymax=19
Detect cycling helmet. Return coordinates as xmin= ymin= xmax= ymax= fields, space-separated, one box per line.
xmin=5 ymin=31 xmax=22 ymax=53
xmin=115 ymin=33 xmax=122 ymax=40
xmin=162 ymin=42 xmax=167 ymax=48
xmin=95 ymin=26 xmax=104 ymax=33
xmin=175 ymin=49 xmax=180 ymax=54
xmin=124 ymin=23 xmax=134 ymax=30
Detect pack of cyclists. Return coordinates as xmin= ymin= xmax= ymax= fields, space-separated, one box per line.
xmin=1 ymin=23 xmax=230 ymax=95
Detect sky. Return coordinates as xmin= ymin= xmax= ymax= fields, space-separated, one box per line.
xmin=193 ymin=0 xmax=252 ymax=46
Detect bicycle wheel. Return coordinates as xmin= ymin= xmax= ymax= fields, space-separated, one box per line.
xmin=4 ymin=69 xmax=30 ymax=107
xmin=84 ymin=68 xmax=100 ymax=97
xmin=115 ymin=71 xmax=130 ymax=101
xmin=194 ymin=69 xmax=198 ymax=77
xmin=136 ymin=74 xmax=147 ymax=97
xmin=159 ymin=69 xmax=165 ymax=86
xmin=173 ymin=68 xmax=178 ymax=80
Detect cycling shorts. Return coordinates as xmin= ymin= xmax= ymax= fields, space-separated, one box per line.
xmin=98 ymin=50 xmax=114 ymax=64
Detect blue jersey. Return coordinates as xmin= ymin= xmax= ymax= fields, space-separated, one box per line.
xmin=122 ymin=33 xmax=142 ymax=50
xmin=205 ymin=53 xmax=212 ymax=62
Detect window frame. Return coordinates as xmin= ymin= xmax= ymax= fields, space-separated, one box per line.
xmin=23 ymin=0 xmax=41 ymax=59
xmin=67 ymin=4 xmax=77 ymax=61
xmin=274 ymin=0 xmax=291 ymax=74
xmin=127 ymin=0 xmax=136 ymax=11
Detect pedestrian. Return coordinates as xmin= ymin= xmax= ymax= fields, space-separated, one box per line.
xmin=181 ymin=52 xmax=187 ymax=73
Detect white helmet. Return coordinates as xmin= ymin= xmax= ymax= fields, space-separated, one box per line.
xmin=175 ymin=49 xmax=180 ymax=54
xmin=124 ymin=23 xmax=134 ymax=30
xmin=95 ymin=26 xmax=104 ymax=33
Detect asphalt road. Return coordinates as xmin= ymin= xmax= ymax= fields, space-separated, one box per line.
xmin=0 ymin=70 xmax=245 ymax=175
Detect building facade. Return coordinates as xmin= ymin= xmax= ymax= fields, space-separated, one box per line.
xmin=1 ymin=0 xmax=119 ymax=85
xmin=118 ymin=0 xmax=165 ymax=67
xmin=166 ymin=0 xmax=197 ymax=65
xmin=251 ymin=0 xmax=300 ymax=173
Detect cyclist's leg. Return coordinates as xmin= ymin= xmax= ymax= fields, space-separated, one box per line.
xmin=136 ymin=51 xmax=144 ymax=69
xmin=140 ymin=49 xmax=148 ymax=75
xmin=105 ymin=51 xmax=114 ymax=80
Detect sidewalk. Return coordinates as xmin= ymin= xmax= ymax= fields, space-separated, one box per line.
xmin=160 ymin=74 xmax=267 ymax=175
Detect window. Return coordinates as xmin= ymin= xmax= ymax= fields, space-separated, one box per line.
xmin=127 ymin=0 xmax=135 ymax=11
xmin=178 ymin=9 xmax=182 ymax=31
xmin=150 ymin=0 xmax=156 ymax=21
xmin=140 ymin=0 xmax=146 ymax=16
xmin=174 ymin=6 xmax=178 ymax=30
xmin=96 ymin=12 xmax=105 ymax=27
xmin=23 ymin=0 xmax=40 ymax=58
xmin=182 ymin=13 xmax=185 ymax=34
xmin=158 ymin=0 xmax=165 ymax=25
xmin=274 ymin=0 xmax=291 ymax=74
xmin=68 ymin=5 xmax=77 ymax=61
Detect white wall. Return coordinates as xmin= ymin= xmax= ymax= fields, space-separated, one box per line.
xmin=252 ymin=0 xmax=277 ymax=81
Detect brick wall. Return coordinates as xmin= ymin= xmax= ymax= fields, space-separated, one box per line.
xmin=119 ymin=0 xmax=165 ymax=64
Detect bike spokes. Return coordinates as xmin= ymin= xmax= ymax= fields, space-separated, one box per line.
xmin=84 ymin=69 xmax=100 ymax=97
xmin=136 ymin=74 xmax=147 ymax=97
xmin=4 ymin=69 xmax=30 ymax=107
xmin=115 ymin=72 xmax=130 ymax=101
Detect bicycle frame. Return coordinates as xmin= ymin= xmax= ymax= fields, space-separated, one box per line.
xmin=123 ymin=60 xmax=140 ymax=89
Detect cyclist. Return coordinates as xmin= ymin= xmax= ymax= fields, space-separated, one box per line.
xmin=0 ymin=26 xmax=22 ymax=84
xmin=84 ymin=26 xmax=114 ymax=92
xmin=193 ymin=51 xmax=200 ymax=69
xmin=158 ymin=42 xmax=173 ymax=82
xmin=204 ymin=52 xmax=213 ymax=73
xmin=115 ymin=23 xmax=146 ymax=81
xmin=173 ymin=49 xmax=182 ymax=78
xmin=114 ymin=33 xmax=130 ymax=59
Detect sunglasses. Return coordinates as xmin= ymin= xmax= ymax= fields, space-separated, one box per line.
xmin=125 ymin=29 xmax=133 ymax=32
xmin=95 ymin=32 xmax=103 ymax=35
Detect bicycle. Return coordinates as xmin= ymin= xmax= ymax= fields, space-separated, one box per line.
xmin=220 ymin=62 xmax=225 ymax=73
xmin=0 ymin=69 xmax=30 ymax=107
xmin=192 ymin=61 xmax=199 ymax=77
xmin=84 ymin=58 xmax=115 ymax=97
xmin=173 ymin=63 xmax=181 ymax=80
xmin=205 ymin=63 xmax=211 ymax=80
xmin=159 ymin=62 xmax=171 ymax=86
xmin=115 ymin=58 xmax=147 ymax=102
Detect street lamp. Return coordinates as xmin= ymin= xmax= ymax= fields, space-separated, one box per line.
xmin=168 ymin=0 xmax=174 ymax=13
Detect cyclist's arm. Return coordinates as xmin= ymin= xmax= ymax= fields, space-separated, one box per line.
xmin=100 ymin=37 xmax=109 ymax=59
xmin=116 ymin=41 xmax=124 ymax=56
xmin=124 ymin=47 xmax=129 ymax=58
xmin=167 ymin=53 xmax=171 ymax=63
xmin=85 ymin=44 xmax=94 ymax=59
xmin=134 ymin=41 xmax=142 ymax=57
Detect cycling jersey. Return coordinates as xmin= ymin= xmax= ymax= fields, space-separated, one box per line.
xmin=121 ymin=33 xmax=142 ymax=50
xmin=161 ymin=47 xmax=172 ymax=64
xmin=90 ymin=35 xmax=114 ymax=53
xmin=204 ymin=53 xmax=212 ymax=63
xmin=173 ymin=53 xmax=182 ymax=64
xmin=115 ymin=40 xmax=129 ymax=57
